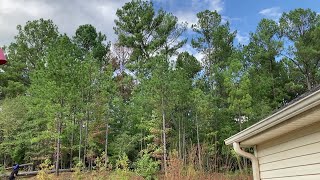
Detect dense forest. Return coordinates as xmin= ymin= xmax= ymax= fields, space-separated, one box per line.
xmin=1 ymin=0 xmax=320 ymax=179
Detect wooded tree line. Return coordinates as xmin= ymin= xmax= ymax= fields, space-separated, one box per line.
xmin=1 ymin=0 xmax=320 ymax=176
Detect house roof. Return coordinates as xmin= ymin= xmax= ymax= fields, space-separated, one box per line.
xmin=225 ymin=86 xmax=320 ymax=146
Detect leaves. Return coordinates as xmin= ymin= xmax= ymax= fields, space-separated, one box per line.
xmin=0 ymin=3 xmax=320 ymax=175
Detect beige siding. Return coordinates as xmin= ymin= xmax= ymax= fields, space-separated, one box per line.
xmin=263 ymin=175 xmax=320 ymax=180
xmin=257 ymin=122 xmax=320 ymax=180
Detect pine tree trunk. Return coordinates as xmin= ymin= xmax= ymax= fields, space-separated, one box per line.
xmin=79 ymin=121 xmax=82 ymax=163
xmin=178 ymin=117 xmax=181 ymax=159
xmin=161 ymin=97 xmax=167 ymax=176
xmin=84 ymin=109 xmax=89 ymax=166
xmin=140 ymin=118 xmax=144 ymax=151
xmin=70 ymin=132 xmax=74 ymax=168
xmin=70 ymin=114 xmax=75 ymax=168
xmin=196 ymin=113 xmax=202 ymax=170
xmin=238 ymin=108 xmax=242 ymax=131
xmin=105 ymin=122 xmax=109 ymax=167
xmin=306 ymin=74 xmax=312 ymax=90
xmin=183 ymin=120 xmax=186 ymax=165
xmin=55 ymin=117 xmax=61 ymax=176
xmin=61 ymin=155 xmax=63 ymax=170
xmin=140 ymin=129 xmax=143 ymax=151
xmin=84 ymin=63 xmax=92 ymax=168
xmin=214 ymin=134 xmax=217 ymax=172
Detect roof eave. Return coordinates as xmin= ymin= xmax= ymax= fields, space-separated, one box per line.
xmin=225 ymin=89 xmax=320 ymax=146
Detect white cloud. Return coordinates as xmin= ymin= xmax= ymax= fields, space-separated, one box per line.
xmin=236 ymin=32 xmax=250 ymax=45
xmin=192 ymin=0 xmax=224 ymax=13
xmin=0 ymin=0 xmax=228 ymax=66
xmin=175 ymin=0 xmax=225 ymax=28
xmin=177 ymin=43 xmax=205 ymax=64
xmin=0 ymin=0 xmax=131 ymax=45
xmin=175 ymin=11 xmax=197 ymax=28
xmin=259 ymin=7 xmax=282 ymax=20
xmin=194 ymin=52 xmax=205 ymax=65
xmin=208 ymin=0 xmax=224 ymax=13
xmin=0 ymin=0 xmax=55 ymax=44
xmin=0 ymin=0 xmax=228 ymax=46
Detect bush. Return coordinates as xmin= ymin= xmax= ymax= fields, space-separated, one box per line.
xmin=90 ymin=153 xmax=110 ymax=180
xmin=0 ymin=165 xmax=5 ymax=175
xmin=72 ymin=160 xmax=85 ymax=180
xmin=108 ymin=153 xmax=142 ymax=180
xmin=95 ymin=151 xmax=112 ymax=171
xmin=116 ymin=153 xmax=129 ymax=170
xmin=36 ymin=159 xmax=54 ymax=180
xmin=135 ymin=151 xmax=160 ymax=180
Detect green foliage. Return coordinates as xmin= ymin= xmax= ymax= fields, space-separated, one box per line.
xmin=114 ymin=0 xmax=186 ymax=76
xmin=0 ymin=165 xmax=4 ymax=175
xmin=0 ymin=3 xmax=320 ymax=178
xmin=108 ymin=153 xmax=136 ymax=180
xmin=94 ymin=154 xmax=108 ymax=171
xmin=280 ymin=8 xmax=320 ymax=90
xmin=192 ymin=10 xmax=235 ymax=73
xmin=0 ymin=96 xmax=29 ymax=162
xmin=74 ymin=24 xmax=110 ymax=66
xmin=115 ymin=153 xmax=130 ymax=170
xmin=176 ymin=52 xmax=201 ymax=78
xmin=135 ymin=151 xmax=160 ymax=179
xmin=0 ymin=19 xmax=59 ymax=99
xmin=36 ymin=159 xmax=54 ymax=180
xmin=72 ymin=161 xmax=86 ymax=180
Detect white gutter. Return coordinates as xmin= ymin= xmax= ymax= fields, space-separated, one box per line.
xmin=225 ymin=89 xmax=320 ymax=145
xmin=233 ymin=142 xmax=260 ymax=180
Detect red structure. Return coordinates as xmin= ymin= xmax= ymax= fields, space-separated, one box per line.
xmin=0 ymin=48 xmax=7 ymax=65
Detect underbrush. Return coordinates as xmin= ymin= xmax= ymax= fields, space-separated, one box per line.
xmin=23 ymin=152 xmax=251 ymax=180
xmin=36 ymin=159 xmax=54 ymax=180
xmin=164 ymin=152 xmax=252 ymax=180
xmin=23 ymin=170 xmax=251 ymax=180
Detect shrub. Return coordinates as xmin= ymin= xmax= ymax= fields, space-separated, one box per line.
xmin=135 ymin=152 xmax=160 ymax=180
xmin=109 ymin=153 xmax=143 ymax=180
xmin=36 ymin=159 xmax=54 ymax=180
xmin=72 ymin=160 xmax=85 ymax=180
xmin=0 ymin=165 xmax=5 ymax=175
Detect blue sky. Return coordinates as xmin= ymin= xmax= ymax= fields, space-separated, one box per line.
xmin=1 ymin=0 xmax=320 ymax=60
xmin=152 ymin=0 xmax=320 ymax=45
